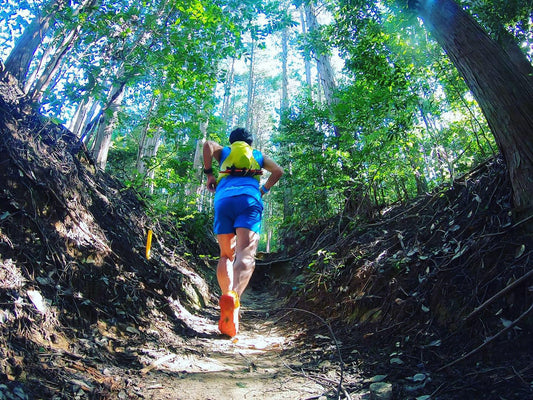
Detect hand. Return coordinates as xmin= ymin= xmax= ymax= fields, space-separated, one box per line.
xmin=206 ymin=174 xmax=217 ymax=193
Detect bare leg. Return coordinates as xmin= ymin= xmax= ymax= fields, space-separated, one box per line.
xmin=232 ymin=227 xmax=259 ymax=297
xmin=217 ymin=233 xmax=241 ymax=336
xmin=216 ymin=229 xmax=258 ymax=336
xmin=216 ymin=233 xmax=235 ymax=294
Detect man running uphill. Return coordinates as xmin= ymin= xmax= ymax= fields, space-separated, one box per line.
xmin=203 ymin=128 xmax=283 ymax=337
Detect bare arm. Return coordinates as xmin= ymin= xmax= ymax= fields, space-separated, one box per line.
xmin=203 ymin=140 xmax=223 ymax=192
xmin=261 ymin=156 xmax=283 ymax=196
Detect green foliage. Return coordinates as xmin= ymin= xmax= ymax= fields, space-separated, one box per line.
xmin=271 ymin=0 xmax=498 ymax=232
xmin=2 ymin=0 xmax=517 ymax=253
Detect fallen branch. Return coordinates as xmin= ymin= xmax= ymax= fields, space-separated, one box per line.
xmin=140 ymin=353 xmax=176 ymax=374
xmin=464 ymin=264 xmax=533 ymax=321
xmin=439 ymin=302 xmax=533 ymax=372
xmin=255 ymin=256 xmax=297 ymax=267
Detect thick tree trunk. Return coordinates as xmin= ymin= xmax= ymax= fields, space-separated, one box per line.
xmin=4 ymin=0 xmax=67 ymax=87
xmin=496 ymin=29 xmax=533 ymax=84
xmin=413 ymin=0 xmax=533 ymax=212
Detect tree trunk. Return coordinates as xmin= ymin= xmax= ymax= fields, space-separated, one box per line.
xmin=25 ymin=0 xmax=99 ymax=98
xmin=79 ymin=100 xmax=100 ymax=143
xmin=69 ymin=97 xmax=95 ymax=138
xmin=24 ymin=33 xmax=55 ymax=94
xmin=4 ymin=0 xmax=67 ymax=87
xmin=304 ymin=2 xmax=336 ymax=106
xmin=299 ymin=7 xmax=313 ymax=93
xmin=142 ymin=131 xmax=161 ymax=195
xmin=496 ymin=29 xmax=533 ymax=85
xmin=281 ymin=26 xmax=289 ymax=114
xmin=136 ymin=93 xmax=160 ymax=175
xmin=91 ymin=75 xmax=127 ymax=170
xmin=221 ymin=58 xmax=235 ymax=128
xmin=28 ymin=27 xmax=79 ymax=102
xmin=193 ymin=118 xmax=209 ymax=182
xmin=412 ymin=0 xmax=533 ymax=212
xmin=304 ymin=1 xmax=340 ymax=145
xmin=194 ymin=118 xmax=209 ymax=211
xmin=245 ymin=37 xmax=256 ymax=131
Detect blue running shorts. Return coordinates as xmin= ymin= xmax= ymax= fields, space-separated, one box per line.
xmin=214 ymin=195 xmax=263 ymax=234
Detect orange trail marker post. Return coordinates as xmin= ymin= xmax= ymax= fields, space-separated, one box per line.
xmin=146 ymin=229 xmax=153 ymax=259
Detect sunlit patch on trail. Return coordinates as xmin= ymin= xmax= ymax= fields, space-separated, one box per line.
xmin=139 ymin=327 xmax=293 ymax=375
xmin=228 ymin=332 xmax=285 ymax=352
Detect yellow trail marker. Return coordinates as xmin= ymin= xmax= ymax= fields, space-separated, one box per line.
xmin=146 ymin=229 xmax=153 ymax=259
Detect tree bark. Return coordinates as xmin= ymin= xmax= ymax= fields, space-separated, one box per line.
xmin=25 ymin=0 xmax=99 ymax=98
xmin=70 ymin=96 xmax=97 ymax=138
xmin=304 ymin=2 xmax=336 ymax=106
xmin=136 ymin=93 xmax=160 ymax=178
xmin=28 ymin=28 xmax=79 ymax=102
xmin=91 ymin=74 xmax=127 ymax=170
xmin=221 ymin=58 xmax=235 ymax=128
xmin=496 ymin=29 xmax=533 ymax=85
xmin=281 ymin=26 xmax=289 ymax=114
xmin=4 ymin=0 xmax=67 ymax=87
xmin=413 ymin=0 xmax=533 ymax=212
xmin=141 ymin=131 xmax=161 ymax=195
xmin=245 ymin=37 xmax=256 ymax=131
xmin=300 ymin=7 xmax=314 ymax=95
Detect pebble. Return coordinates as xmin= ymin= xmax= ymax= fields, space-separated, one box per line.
xmin=369 ymin=381 xmax=393 ymax=400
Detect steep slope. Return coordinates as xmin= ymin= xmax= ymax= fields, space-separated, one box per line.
xmin=275 ymin=154 xmax=533 ymax=399
xmin=0 ymin=70 xmax=216 ymax=397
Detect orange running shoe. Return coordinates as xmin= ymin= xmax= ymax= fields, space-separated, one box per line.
xmin=218 ymin=291 xmax=240 ymax=337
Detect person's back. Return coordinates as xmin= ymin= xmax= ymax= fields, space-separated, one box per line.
xmin=214 ymin=140 xmax=264 ymax=203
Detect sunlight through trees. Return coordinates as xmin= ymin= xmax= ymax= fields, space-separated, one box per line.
xmin=1 ymin=0 xmax=531 ymax=250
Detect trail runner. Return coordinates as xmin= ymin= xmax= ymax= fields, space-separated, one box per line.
xmin=203 ymin=127 xmax=283 ymax=337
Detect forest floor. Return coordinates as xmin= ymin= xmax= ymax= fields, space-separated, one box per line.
xmin=0 ymin=69 xmax=532 ymax=400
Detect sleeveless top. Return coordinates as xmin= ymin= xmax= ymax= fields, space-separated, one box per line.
xmin=214 ymin=145 xmax=264 ymax=205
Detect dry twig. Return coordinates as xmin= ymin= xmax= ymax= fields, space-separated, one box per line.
xmin=438 ymin=302 xmax=533 ymax=372
xmin=464 ymin=264 xmax=533 ymax=321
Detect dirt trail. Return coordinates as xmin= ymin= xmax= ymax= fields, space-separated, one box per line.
xmin=0 ymin=76 xmax=359 ymax=400
xmin=128 ymin=290 xmax=337 ymax=400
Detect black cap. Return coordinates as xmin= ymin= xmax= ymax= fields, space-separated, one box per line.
xmin=229 ymin=128 xmax=253 ymax=145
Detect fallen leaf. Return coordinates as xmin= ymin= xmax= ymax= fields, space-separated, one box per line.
xmin=412 ymin=373 xmax=426 ymax=382
xmin=390 ymin=357 xmax=404 ymax=365
xmin=515 ymin=245 xmax=525 ymax=259
xmin=27 ymin=290 xmax=47 ymax=314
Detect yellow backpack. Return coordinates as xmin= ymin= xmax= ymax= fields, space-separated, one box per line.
xmin=217 ymin=141 xmax=263 ymax=183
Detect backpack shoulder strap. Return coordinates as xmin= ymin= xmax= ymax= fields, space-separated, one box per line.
xmin=253 ymin=149 xmax=264 ymax=168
